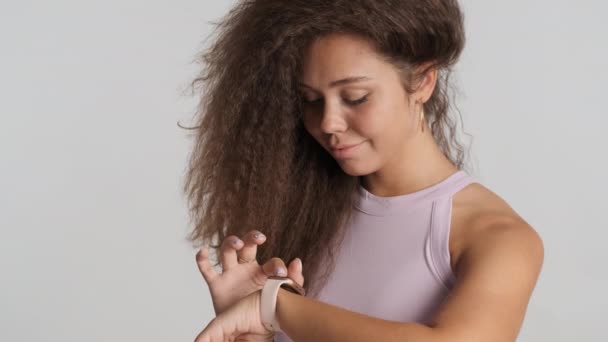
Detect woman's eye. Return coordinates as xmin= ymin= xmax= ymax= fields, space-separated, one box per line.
xmin=301 ymin=95 xmax=369 ymax=106
xmin=345 ymin=95 xmax=368 ymax=106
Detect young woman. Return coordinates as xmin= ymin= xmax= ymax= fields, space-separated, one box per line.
xmin=184 ymin=1 xmax=544 ymax=341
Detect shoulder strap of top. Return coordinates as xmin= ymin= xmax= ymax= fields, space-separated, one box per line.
xmin=424 ymin=173 xmax=476 ymax=290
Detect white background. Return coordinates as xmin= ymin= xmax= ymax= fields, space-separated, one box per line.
xmin=1 ymin=1 xmax=606 ymax=340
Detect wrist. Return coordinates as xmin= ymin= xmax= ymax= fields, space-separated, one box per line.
xmin=275 ymin=288 xmax=291 ymax=329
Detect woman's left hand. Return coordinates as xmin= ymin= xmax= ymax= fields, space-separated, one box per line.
xmin=194 ymin=290 xmax=272 ymax=342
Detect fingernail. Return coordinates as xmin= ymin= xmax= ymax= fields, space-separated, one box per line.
xmin=295 ymin=258 xmax=302 ymax=271
xmin=276 ymin=267 xmax=287 ymax=276
xmin=232 ymin=238 xmax=241 ymax=245
xmin=254 ymin=233 xmax=265 ymax=239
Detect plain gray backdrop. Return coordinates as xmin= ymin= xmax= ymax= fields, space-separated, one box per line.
xmin=1 ymin=0 xmax=606 ymax=340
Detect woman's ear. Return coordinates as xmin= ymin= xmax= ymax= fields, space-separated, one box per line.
xmin=413 ymin=63 xmax=438 ymax=103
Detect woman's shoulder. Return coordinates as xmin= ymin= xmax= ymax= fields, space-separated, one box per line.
xmin=453 ymin=181 xmax=525 ymax=223
xmin=448 ymin=181 xmax=539 ymax=274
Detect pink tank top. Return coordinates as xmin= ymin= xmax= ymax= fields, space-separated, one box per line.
xmin=274 ymin=170 xmax=476 ymax=341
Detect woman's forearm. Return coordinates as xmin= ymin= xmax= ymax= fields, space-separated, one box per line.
xmin=275 ymin=288 xmax=441 ymax=342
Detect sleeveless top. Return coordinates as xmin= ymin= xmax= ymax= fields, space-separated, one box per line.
xmin=274 ymin=170 xmax=476 ymax=342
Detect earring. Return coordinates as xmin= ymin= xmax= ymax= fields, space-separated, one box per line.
xmin=419 ymin=106 xmax=425 ymax=133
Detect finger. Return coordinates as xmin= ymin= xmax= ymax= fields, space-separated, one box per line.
xmin=219 ymin=235 xmax=244 ymax=272
xmin=262 ymin=257 xmax=288 ymax=277
xmin=236 ymin=229 xmax=266 ymax=263
xmin=287 ymin=257 xmax=305 ymax=287
xmin=196 ymin=245 xmax=218 ymax=284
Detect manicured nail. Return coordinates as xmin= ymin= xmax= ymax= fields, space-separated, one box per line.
xmin=254 ymin=233 xmax=265 ymax=239
xmin=276 ymin=267 xmax=287 ymax=276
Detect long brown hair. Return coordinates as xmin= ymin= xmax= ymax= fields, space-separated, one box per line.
xmin=181 ymin=0 xmax=469 ymax=297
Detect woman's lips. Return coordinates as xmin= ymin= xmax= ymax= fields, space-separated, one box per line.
xmin=331 ymin=143 xmax=359 ymax=150
xmin=330 ymin=141 xmax=365 ymax=158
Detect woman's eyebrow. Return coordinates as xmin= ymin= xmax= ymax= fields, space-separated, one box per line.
xmin=298 ymin=76 xmax=373 ymax=90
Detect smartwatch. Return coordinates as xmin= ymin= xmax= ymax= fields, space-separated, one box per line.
xmin=260 ymin=275 xmax=306 ymax=332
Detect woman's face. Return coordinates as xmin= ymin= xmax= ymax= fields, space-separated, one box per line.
xmin=298 ymin=33 xmax=427 ymax=176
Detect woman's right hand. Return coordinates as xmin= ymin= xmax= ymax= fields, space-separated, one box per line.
xmin=195 ymin=229 xmax=305 ymax=317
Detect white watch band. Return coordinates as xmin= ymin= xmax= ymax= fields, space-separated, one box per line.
xmin=260 ymin=276 xmax=305 ymax=332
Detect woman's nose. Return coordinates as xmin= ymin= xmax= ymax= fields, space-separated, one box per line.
xmin=319 ymin=102 xmax=347 ymax=134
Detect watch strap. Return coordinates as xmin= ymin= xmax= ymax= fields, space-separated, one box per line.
xmin=260 ymin=276 xmax=305 ymax=332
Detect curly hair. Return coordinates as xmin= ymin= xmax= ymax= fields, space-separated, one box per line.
xmin=181 ymin=0 xmax=470 ymax=297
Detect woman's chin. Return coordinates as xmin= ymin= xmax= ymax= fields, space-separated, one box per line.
xmin=337 ymin=159 xmax=375 ymax=177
